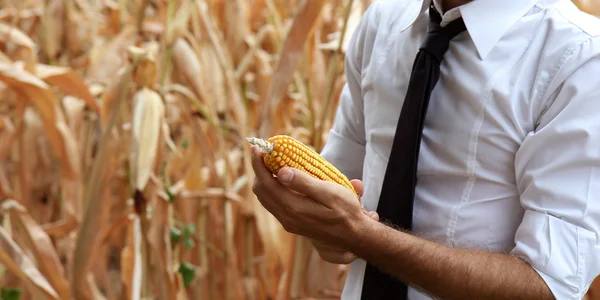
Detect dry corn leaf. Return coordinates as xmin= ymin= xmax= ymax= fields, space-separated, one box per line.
xmin=56 ymin=121 xmax=81 ymax=179
xmin=248 ymin=0 xmax=267 ymax=31
xmin=166 ymin=0 xmax=193 ymax=45
xmin=163 ymin=84 xmax=219 ymax=169
xmin=182 ymin=143 xmax=205 ymax=191
xmin=0 ymin=50 xmax=10 ymax=62
xmin=305 ymin=248 xmax=342 ymax=297
xmin=310 ymin=35 xmax=326 ymax=107
xmin=196 ymin=0 xmax=248 ymax=130
xmin=87 ymin=273 xmax=108 ymax=300
xmin=0 ymin=22 xmax=36 ymax=49
xmin=0 ymin=7 xmax=41 ymax=21
xmin=0 ymin=164 xmax=13 ymax=199
xmin=0 ymin=225 xmax=60 ymax=300
xmin=35 ymin=63 xmax=100 ymax=113
xmin=2 ymin=200 xmax=71 ymax=300
xmin=197 ymin=41 xmax=227 ymax=114
xmin=251 ymin=195 xmax=291 ymax=298
xmin=39 ymin=0 xmax=63 ymax=60
xmin=171 ymin=37 xmax=215 ymax=117
xmin=65 ymin=1 xmax=91 ymax=58
xmin=88 ymin=25 xmax=136 ymax=82
xmin=54 ymin=119 xmax=83 ymax=230
xmin=262 ymin=0 xmax=328 ymax=135
xmin=178 ymin=140 xmax=203 ymax=228
xmin=131 ymin=87 xmax=165 ymax=191
xmin=224 ymin=0 xmax=250 ymax=64
xmin=41 ymin=209 xmax=78 ymax=238
xmin=99 ymin=66 xmax=127 ymax=126
xmin=62 ymin=95 xmax=86 ymax=133
xmin=235 ymin=24 xmax=275 ymax=78
xmin=142 ymin=20 xmax=165 ymax=36
xmin=0 ymin=62 xmax=77 ymax=179
xmin=319 ymin=10 xmax=359 ymax=53
xmin=252 ymin=50 xmax=273 ymax=127
xmin=102 ymin=0 xmax=122 ymax=35
xmin=181 ymin=188 xmax=244 ymax=203
xmin=22 ymin=106 xmax=43 ymax=180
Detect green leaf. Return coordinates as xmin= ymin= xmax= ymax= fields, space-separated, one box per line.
xmin=183 ymin=238 xmax=195 ymax=249
xmin=179 ymin=223 xmax=196 ymax=248
xmin=178 ymin=262 xmax=196 ymax=288
xmin=166 ymin=187 xmax=175 ymax=202
xmin=1 ymin=288 xmax=21 ymax=300
xmin=181 ymin=139 xmax=189 ymax=149
xmin=182 ymin=223 xmax=195 ymax=236
xmin=170 ymin=227 xmax=182 ymax=244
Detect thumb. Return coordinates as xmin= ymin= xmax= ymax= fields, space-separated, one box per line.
xmin=369 ymin=211 xmax=380 ymax=221
xmin=351 ymin=179 xmax=364 ymax=197
xmin=276 ymin=167 xmax=327 ymax=197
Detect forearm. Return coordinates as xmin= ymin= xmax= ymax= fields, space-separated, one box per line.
xmin=347 ymin=217 xmax=554 ymax=299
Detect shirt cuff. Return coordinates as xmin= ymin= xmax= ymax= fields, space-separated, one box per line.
xmin=319 ymin=130 xmax=366 ymax=181
xmin=510 ymin=210 xmax=600 ymax=299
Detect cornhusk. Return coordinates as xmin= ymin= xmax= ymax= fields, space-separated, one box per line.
xmin=130 ymin=87 xmax=165 ymax=191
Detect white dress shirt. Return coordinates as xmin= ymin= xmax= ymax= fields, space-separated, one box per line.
xmin=319 ymin=0 xmax=600 ymax=299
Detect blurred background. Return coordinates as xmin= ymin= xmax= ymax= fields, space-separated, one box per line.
xmin=0 ymin=0 xmax=599 ymax=299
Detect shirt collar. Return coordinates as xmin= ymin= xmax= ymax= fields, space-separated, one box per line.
xmin=401 ymin=0 xmax=540 ymax=60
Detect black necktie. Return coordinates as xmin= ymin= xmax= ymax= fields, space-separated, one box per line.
xmin=360 ymin=5 xmax=467 ymax=300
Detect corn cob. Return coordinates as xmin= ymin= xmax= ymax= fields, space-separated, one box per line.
xmin=247 ymin=135 xmax=358 ymax=197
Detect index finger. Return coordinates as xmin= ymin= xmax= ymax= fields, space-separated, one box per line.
xmin=250 ymin=145 xmax=281 ymax=194
xmin=250 ymin=145 xmax=272 ymax=178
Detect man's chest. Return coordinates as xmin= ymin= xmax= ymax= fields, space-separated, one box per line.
xmin=355 ymin=13 xmax=567 ymax=248
xmin=359 ymin=15 xmax=548 ymax=180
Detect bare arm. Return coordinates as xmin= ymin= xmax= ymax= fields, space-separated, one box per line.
xmin=347 ymin=217 xmax=554 ymax=299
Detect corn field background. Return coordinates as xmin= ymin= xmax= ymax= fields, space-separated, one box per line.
xmin=0 ymin=0 xmax=599 ymax=299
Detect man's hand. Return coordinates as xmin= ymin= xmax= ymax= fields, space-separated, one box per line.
xmin=310 ymin=210 xmax=379 ymax=264
xmin=311 ymin=209 xmax=379 ymax=264
xmin=250 ymin=145 xmax=378 ymax=252
xmin=311 ymin=180 xmax=379 ymax=264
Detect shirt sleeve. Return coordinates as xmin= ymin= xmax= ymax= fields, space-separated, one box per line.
xmin=319 ymin=3 xmax=378 ymax=181
xmin=510 ymin=37 xmax=600 ymax=299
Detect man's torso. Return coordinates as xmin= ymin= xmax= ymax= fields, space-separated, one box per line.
xmin=338 ymin=0 xmax=600 ymax=298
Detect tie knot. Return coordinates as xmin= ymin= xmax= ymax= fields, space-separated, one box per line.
xmin=419 ymin=6 xmax=466 ymax=62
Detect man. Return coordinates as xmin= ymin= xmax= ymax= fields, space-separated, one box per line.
xmin=250 ymin=0 xmax=600 ymax=299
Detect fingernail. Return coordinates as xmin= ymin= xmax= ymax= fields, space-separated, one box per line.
xmin=280 ymin=168 xmax=294 ymax=184
xmin=369 ymin=212 xmax=378 ymax=219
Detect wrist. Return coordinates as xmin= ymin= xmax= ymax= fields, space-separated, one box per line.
xmin=344 ymin=210 xmax=378 ymax=252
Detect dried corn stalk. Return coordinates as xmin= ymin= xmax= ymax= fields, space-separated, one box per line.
xmin=121 ymin=213 xmax=143 ymax=300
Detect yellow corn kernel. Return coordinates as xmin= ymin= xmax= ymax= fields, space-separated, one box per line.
xmin=247 ymin=135 xmax=358 ymax=197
